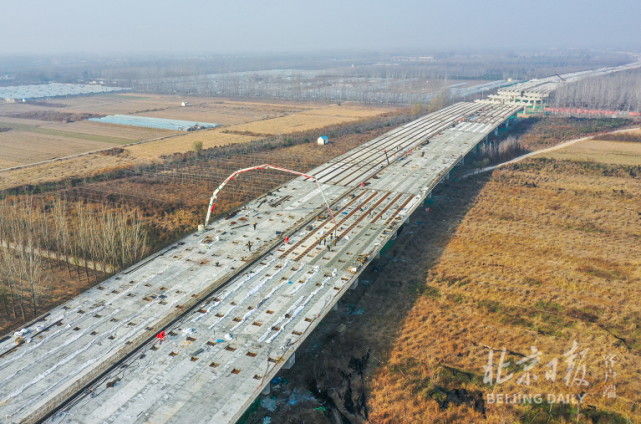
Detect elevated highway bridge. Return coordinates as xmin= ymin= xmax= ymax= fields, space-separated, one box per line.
xmin=0 ymin=102 xmax=523 ymax=424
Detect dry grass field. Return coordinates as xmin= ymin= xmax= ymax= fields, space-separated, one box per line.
xmin=0 ymin=129 xmax=257 ymax=188
xmin=366 ymin=159 xmax=641 ymax=423
xmin=228 ymin=105 xmax=393 ymax=135
xmin=45 ymin=94 xmax=189 ymax=116
xmin=258 ymin=155 xmax=641 ymax=423
xmin=39 ymin=120 xmax=177 ymax=141
xmin=0 ymin=131 xmax=122 ymax=167
xmin=0 ymin=154 xmax=138 ymax=190
xmin=0 ymin=120 xmax=159 ymax=168
xmin=136 ymin=99 xmax=314 ymax=125
xmin=538 ymin=139 xmax=641 ymax=165
xmin=125 ymin=129 xmax=257 ymax=160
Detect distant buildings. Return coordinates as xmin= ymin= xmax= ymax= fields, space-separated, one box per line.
xmin=317 ymin=135 xmax=329 ymax=145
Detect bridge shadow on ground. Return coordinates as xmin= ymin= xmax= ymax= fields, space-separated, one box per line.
xmin=241 ymin=172 xmax=492 ymax=424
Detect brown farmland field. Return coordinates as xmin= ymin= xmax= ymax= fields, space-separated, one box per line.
xmin=0 ymin=154 xmax=139 ymax=190
xmin=125 ymin=129 xmax=255 ymax=160
xmin=134 ymin=99 xmax=314 ymax=125
xmin=0 ymin=131 xmax=121 ymax=167
xmin=538 ymin=139 xmax=641 ymax=165
xmin=40 ymin=120 xmax=178 ymax=141
xmin=228 ymin=107 xmax=391 ymax=135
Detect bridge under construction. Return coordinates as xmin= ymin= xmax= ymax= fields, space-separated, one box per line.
xmin=0 ymin=101 xmax=523 ymax=424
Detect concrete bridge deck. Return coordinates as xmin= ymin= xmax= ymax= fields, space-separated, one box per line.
xmin=0 ymin=102 xmax=522 ymax=424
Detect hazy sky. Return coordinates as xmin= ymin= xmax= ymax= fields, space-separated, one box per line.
xmin=2 ymin=0 xmax=640 ymax=54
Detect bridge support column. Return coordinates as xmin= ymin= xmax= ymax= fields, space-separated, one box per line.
xmin=494 ymin=128 xmax=499 ymax=136
xmin=282 ymin=352 xmax=295 ymax=370
xmin=350 ymin=278 xmax=359 ymax=290
xmin=505 ymin=119 xmax=509 ymax=128
xmin=333 ymin=302 xmax=338 ymax=311
xmin=261 ymin=384 xmax=270 ymax=396
xmin=428 ymin=191 xmax=432 ymax=199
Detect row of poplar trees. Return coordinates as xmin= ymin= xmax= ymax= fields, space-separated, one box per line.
xmin=0 ymin=196 xmax=148 ymax=322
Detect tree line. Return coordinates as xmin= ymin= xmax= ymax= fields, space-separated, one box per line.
xmin=0 ymin=196 xmax=148 ymax=323
xmin=550 ymin=70 xmax=641 ymax=113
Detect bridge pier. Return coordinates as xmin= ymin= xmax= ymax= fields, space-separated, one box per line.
xmin=261 ymin=384 xmax=270 ymax=396
xmin=350 ymin=278 xmax=359 ymax=290
xmin=282 ymin=352 xmax=296 ymax=370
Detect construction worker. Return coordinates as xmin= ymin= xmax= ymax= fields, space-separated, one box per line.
xmin=327 ymin=244 xmax=331 ymax=252
xmin=157 ymin=331 xmax=165 ymax=344
xmin=285 ymin=236 xmax=289 ymax=244
xmin=247 ymin=241 xmax=252 ymax=252
xmin=253 ymin=222 xmax=257 ymax=231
